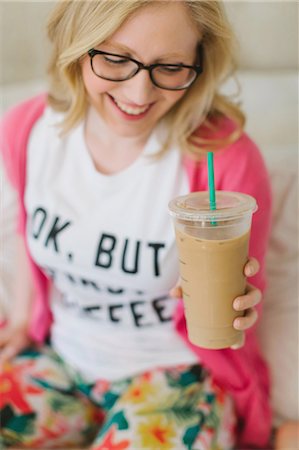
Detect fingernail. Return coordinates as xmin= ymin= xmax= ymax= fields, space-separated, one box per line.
xmin=230 ymin=343 xmax=240 ymax=350
xmin=234 ymin=319 xmax=242 ymax=330
xmin=246 ymin=265 xmax=254 ymax=276
xmin=233 ymin=299 xmax=242 ymax=310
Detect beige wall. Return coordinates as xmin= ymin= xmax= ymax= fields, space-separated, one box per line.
xmin=0 ymin=1 xmax=52 ymax=85
xmin=0 ymin=1 xmax=298 ymax=85
xmin=225 ymin=2 xmax=298 ymax=70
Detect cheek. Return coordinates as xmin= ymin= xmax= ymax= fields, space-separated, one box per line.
xmin=163 ymin=91 xmax=186 ymax=111
xmin=81 ymin=59 xmax=113 ymax=97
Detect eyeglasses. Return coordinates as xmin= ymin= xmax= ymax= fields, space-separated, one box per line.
xmin=87 ymin=47 xmax=203 ymax=91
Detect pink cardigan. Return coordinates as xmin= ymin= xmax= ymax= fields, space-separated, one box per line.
xmin=1 ymin=95 xmax=273 ymax=448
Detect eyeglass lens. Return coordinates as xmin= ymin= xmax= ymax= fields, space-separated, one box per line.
xmin=91 ymin=53 xmax=197 ymax=89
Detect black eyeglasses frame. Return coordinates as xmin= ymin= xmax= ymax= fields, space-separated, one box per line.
xmin=87 ymin=46 xmax=203 ymax=91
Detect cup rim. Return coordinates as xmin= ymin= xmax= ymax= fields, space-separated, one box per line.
xmin=168 ymin=191 xmax=257 ymax=222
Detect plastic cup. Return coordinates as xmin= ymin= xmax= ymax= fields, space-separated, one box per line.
xmin=168 ymin=191 xmax=257 ymax=349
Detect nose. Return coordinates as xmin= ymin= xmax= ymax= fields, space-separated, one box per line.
xmin=123 ymin=69 xmax=156 ymax=105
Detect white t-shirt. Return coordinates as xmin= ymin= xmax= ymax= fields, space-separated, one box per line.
xmin=25 ymin=107 xmax=197 ymax=381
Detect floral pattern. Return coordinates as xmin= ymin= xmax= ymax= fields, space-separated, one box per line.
xmin=92 ymin=426 xmax=130 ymax=450
xmin=0 ymin=360 xmax=42 ymax=414
xmin=136 ymin=415 xmax=176 ymax=449
xmin=0 ymin=347 xmax=236 ymax=449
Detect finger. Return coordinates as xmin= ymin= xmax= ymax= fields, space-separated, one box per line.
xmin=233 ymin=284 xmax=262 ymax=311
xmin=230 ymin=332 xmax=245 ymax=350
xmin=169 ymin=277 xmax=182 ymax=298
xmin=244 ymin=257 xmax=260 ymax=277
xmin=233 ymin=308 xmax=258 ymax=331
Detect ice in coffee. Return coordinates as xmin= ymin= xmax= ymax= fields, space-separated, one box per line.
xmin=168 ymin=191 xmax=257 ymax=349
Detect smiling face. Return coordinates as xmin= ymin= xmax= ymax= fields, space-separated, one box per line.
xmin=81 ymin=1 xmax=200 ymax=139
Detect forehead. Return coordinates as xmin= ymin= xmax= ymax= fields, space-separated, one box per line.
xmin=104 ymin=2 xmax=200 ymax=60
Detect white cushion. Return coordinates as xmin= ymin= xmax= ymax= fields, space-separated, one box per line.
xmin=233 ymin=71 xmax=298 ymax=424
xmin=258 ymin=153 xmax=298 ymax=425
xmin=232 ymin=71 xmax=299 ymax=425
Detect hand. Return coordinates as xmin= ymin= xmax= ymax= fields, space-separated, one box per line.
xmin=169 ymin=257 xmax=262 ymax=350
xmin=230 ymin=257 xmax=261 ymax=349
xmin=274 ymin=421 xmax=299 ymax=450
xmin=0 ymin=322 xmax=32 ymax=368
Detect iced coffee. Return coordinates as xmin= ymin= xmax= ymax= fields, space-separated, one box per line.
xmin=168 ymin=191 xmax=257 ymax=349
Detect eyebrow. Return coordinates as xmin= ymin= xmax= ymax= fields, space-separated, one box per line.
xmin=100 ymin=41 xmax=188 ymax=62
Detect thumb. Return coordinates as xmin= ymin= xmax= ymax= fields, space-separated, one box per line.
xmin=169 ymin=278 xmax=183 ymax=298
xmin=230 ymin=332 xmax=245 ymax=350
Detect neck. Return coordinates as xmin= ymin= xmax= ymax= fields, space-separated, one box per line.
xmin=83 ymin=106 xmax=152 ymax=175
xmin=85 ymin=105 xmax=151 ymax=152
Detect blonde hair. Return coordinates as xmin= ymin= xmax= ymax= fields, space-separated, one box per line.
xmin=47 ymin=0 xmax=245 ymax=157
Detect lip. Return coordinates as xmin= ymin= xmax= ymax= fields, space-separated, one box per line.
xmin=107 ymin=94 xmax=153 ymax=121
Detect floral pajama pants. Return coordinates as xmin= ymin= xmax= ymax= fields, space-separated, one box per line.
xmin=0 ymin=347 xmax=236 ymax=449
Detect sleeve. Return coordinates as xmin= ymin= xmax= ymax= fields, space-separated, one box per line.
xmin=181 ymin=128 xmax=273 ymax=446
xmin=0 ymin=96 xmax=52 ymax=343
xmin=214 ymin=132 xmax=273 ymax=321
xmin=0 ymin=105 xmax=25 ymax=236
xmin=180 ymin=132 xmax=273 ymax=446
xmin=0 ymin=95 xmax=47 ymax=234
xmin=0 ymin=107 xmax=22 ymax=189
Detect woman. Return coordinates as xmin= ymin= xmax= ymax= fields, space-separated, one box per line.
xmin=0 ymin=1 xmax=272 ymax=448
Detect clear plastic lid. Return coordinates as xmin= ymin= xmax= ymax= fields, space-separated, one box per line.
xmin=168 ymin=191 xmax=257 ymax=222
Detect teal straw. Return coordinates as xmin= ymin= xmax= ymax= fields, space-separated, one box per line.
xmin=207 ymin=152 xmax=216 ymax=210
